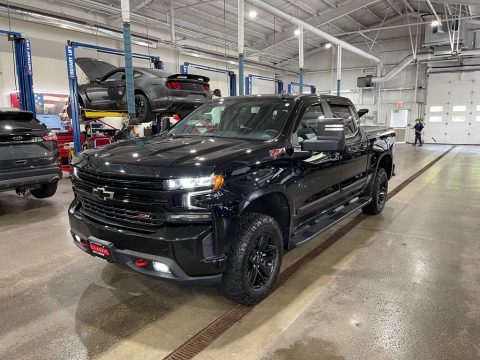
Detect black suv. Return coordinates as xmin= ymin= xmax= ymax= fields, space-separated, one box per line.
xmin=69 ymin=94 xmax=395 ymax=305
xmin=0 ymin=110 xmax=61 ymax=198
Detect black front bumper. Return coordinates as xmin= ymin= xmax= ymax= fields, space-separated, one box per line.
xmin=68 ymin=199 xmax=225 ymax=285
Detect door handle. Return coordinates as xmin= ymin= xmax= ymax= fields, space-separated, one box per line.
xmin=14 ymin=160 xmax=27 ymax=165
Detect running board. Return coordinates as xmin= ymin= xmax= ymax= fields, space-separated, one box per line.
xmin=290 ymin=196 xmax=371 ymax=248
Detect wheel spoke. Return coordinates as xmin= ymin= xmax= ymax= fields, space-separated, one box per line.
xmin=249 ymin=265 xmax=258 ymax=285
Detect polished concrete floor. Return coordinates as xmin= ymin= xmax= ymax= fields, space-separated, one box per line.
xmin=1 ymin=144 xmax=479 ymax=360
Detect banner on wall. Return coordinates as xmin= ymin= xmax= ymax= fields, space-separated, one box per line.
xmin=10 ymin=92 xmax=69 ymax=120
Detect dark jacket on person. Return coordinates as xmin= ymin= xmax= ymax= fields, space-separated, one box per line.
xmin=414 ymin=122 xmax=424 ymax=133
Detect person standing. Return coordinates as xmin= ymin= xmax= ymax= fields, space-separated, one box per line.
xmin=412 ymin=119 xmax=424 ymax=146
xmin=212 ymin=89 xmax=222 ymax=99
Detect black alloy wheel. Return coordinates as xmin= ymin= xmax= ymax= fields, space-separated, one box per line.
xmin=362 ymin=167 xmax=389 ymax=215
xmin=247 ymin=234 xmax=279 ymax=289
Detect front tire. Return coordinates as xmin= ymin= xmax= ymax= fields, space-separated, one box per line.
xmin=219 ymin=213 xmax=283 ymax=306
xmin=362 ymin=167 xmax=388 ymax=215
xmin=31 ymin=181 xmax=58 ymax=199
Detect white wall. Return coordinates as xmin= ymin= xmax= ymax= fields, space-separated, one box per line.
xmin=0 ymin=17 xmax=277 ymax=107
xmin=279 ymin=36 xmax=428 ymax=127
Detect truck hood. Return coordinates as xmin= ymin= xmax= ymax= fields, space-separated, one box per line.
xmin=76 ymin=135 xmax=276 ymax=178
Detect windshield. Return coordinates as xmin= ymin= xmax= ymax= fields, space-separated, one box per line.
xmin=168 ymin=98 xmax=293 ymax=140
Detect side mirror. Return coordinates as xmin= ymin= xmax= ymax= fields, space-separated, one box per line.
xmin=358 ymin=108 xmax=369 ymax=118
xmin=301 ymin=118 xmax=345 ymax=152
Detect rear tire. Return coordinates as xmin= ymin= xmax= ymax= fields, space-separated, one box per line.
xmin=31 ymin=182 xmax=58 ymax=199
xmin=219 ymin=213 xmax=283 ymax=306
xmin=135 ymin=93 xmax=153 ymax=123
xmin=362 ymin=168 xmax=388 ymax=215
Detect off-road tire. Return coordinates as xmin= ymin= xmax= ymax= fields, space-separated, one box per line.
xmin=31 ymin=181 xmax=58 ymax=199
xmin=219 ymin=213 xmax=283 ymax=306
xmin=362 ymin=167 xmax=388 ymax=215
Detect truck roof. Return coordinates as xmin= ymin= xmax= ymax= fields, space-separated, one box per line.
xmin=220 ymin=94 xmax=353 ymax=105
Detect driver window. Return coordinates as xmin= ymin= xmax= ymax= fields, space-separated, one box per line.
xmin=330 ymin=104 xmax=357 ymax=137
xmin=104 ymin=71 xmax=125 ymax=82
xmin=294 ymin=104 xmax=325 ymax=145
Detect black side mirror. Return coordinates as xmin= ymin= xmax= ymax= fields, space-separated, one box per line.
xmin=301 ymin=118 xmax=345 ymax=152
xmin=358 ymin=108 xmax=369 ymax=118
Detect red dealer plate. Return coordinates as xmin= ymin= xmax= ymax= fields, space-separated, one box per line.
xmin=89 ymin=242 xmax=112 ymax=261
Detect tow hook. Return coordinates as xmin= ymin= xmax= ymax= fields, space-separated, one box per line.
xmin=16 ymin=186 xmax=31 ymax=198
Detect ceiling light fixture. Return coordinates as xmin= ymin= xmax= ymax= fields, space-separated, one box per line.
xmin=249 ymin=9 xmax=257 ymax=18
xmin=324 ymin=43 xmax=332 ymax=49
xmin=294 ymin=28 xmax=301 ymax=36
xmin=431 ymin=20 xmax=440 ymax=27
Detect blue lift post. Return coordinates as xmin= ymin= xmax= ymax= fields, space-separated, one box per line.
xmin=65 ymin=40 xmax=163 ymax=154
xmin=287 ymin=82 xmax=316 ymax=95
xmin=245 ymin=74 xmax=283 ymax=95
xmin=180 ymin=62 xmax=237 ymax=96
xmin=0 ymin=30 xmax=36 ymax=116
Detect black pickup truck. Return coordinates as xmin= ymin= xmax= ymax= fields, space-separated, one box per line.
xmin=69 ymin=94 xmax=395 ymax=305
xmin=0 ymin=109 xmax=61 ymax=198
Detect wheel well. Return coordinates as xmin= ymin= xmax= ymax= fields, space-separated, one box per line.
xmin=378 ymin=154 xmax=393 ymax=179
xmin=242 ymin=192 xmax=290 ymax=248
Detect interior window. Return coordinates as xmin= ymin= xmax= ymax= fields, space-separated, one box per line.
xmin=295 ymin=104 xmax=324 ymax=144
xmin=103 ymin=71 xmax=125 ymax=82
xmin=330 ymin=104 xmax=357 ymax=137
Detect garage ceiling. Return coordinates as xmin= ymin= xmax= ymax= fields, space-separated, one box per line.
xmin=1 ymin=0 xmax=479 ymax=66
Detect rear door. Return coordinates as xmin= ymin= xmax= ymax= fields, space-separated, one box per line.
xmin=290 ymin=100 xmax=342 ymax=225
xmin=328 ymin=102 xmax=369 ymax=201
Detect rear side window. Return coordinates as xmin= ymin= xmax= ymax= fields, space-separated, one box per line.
xmin=330 ymin=104 xmax=357 ymax=137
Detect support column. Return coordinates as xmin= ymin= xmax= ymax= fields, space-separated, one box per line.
xmin=238 ymin=0 xmax=245 ymax=95
xmin=336 ymin=45 xmax=342 ymax=96
xmin=299 ymin=26 xmax=304 ymax=94
xmin=170 ymin=0 xmax=176 ymax=45
xmin=121 ymin=0 xmax=136 ymax=120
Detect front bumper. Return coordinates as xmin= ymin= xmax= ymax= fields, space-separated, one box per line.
xmin=68 ymin=199 xmax=225 ymax=284
xmin=0 ymin=165 xmax=62 ymax=191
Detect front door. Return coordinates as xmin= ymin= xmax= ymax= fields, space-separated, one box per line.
xmin=290 ymin=101 xmax=342 ymax=227
xmin=85 ymin=70 xmax=126 ymax=110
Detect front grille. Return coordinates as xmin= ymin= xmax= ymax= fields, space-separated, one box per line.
xmin=77 ymin=169 xmax=165 ymax=190
xmin=78 ymin=195 xmax=165 ymax=232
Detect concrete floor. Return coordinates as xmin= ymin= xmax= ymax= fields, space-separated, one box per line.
xmin=1 ymin=144 xmax=479 ymax=360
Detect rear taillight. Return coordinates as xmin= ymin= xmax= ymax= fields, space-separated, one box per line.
xmin=166 ymin=81 xmax=182 ymax=90
xmin=203 ymin=83 xmax=210 ymax=92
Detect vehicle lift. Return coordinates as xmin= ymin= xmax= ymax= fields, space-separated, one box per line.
xmin=0 ymin=30 xmax=36 ymax=116
xmin=287 ymin=82 xmax=316 ymax=95
xmin=180 ymin=62 xmax=237 ymax=96
xmin=65 ymin=40 xmax=163 ymax=154
xmin=245 ymin=74 xmax=283 ymax=95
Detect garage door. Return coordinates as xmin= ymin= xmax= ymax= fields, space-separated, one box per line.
xmin=426 ymin=72 xmax=480 ymax=144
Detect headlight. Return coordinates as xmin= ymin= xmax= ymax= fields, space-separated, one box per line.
xmin=165 ymin=174 xmax=224 ymax=190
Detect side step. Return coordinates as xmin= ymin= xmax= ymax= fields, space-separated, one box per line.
xmin=290 ymin=196 xmax=371 ymax=248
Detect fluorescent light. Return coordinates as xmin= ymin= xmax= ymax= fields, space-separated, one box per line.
xmin=249 ymin=9 xmax=257 ymax=18
xmin=325 ymin=43 xmax=332 ymax=49
xmin=294 ymin=28 xmax=301 ymax=36
xmin=431 ymin=20 xmax=440 ymax=27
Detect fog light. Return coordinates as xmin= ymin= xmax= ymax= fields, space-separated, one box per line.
xmin=74 ymin=234 xmax=81 ymax=242
xmin=80 ymin=240 xmax=88 ymax=248
xmin=152 ymin=261 xmax=171 ymax=273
